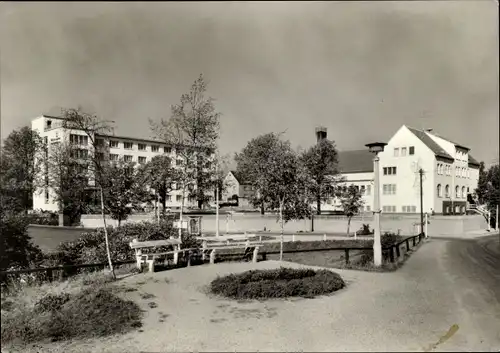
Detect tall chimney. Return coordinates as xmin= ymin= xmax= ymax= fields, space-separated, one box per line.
xmin=315 ymin=126 xmax=327 ymax=143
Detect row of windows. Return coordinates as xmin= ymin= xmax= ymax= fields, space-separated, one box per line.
xmin=436 ymin=184 xmax=469 ymax=199
xmin=437 ymin=163 xmax=470 ymax=178
xmin=381 ymin=205 xmax=417 ymax=213
xmin=70 ymin=134 xmax=89 ymax=146
xmin=111 ymin=140 xmax=170 ymax=153
xmin=383 ymin=167 xmax=397 ymax=175
xmin=338 ymin=184 xmax=372 ymax=196
xmin=382 ymin=184 xmax=397 ymax=195
xmin=393 ymin=146 xmax=415 ymax=157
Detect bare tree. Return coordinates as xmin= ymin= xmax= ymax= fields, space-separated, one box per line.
xmin=150 ymin=74 xmax=221 ymax=238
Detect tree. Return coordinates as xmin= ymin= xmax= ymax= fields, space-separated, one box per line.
xmin=151 ymin=74 xmax=221 ymax=236
xmin=0 ymin=127 xmax=44 ymax=213
xmin=235 ymin=133 xmax=283 ymax=215
xmin=481 ymin=164 xmax=500 ymax=227
xmin=246 ymin=134 xmax=310 ymax=260
xmin=138 ymin=155 xmax=177 ymax=218
xmin=45 ymin=141 xmax=92 ymax=226
xmin=301 ymin=138 xmax=341 ymax=215
xmin=61 ymin=107 xmax=117 ymax=278
xmin=475 ymin=161 xmax=488 ymax=205
xmin=101 ymin=158 xmax=148 ymax=227
xmin=336 ymin=185 xmax=364 ymax=235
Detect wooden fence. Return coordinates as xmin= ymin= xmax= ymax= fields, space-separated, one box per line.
xmin=1 ymin=234 xmax=425 ymax=284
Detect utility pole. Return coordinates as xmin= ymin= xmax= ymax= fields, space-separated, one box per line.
xmin=419 ymin=168 xmax=424 ymax=236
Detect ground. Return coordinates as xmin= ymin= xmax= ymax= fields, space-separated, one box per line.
xmin=7 ymin=234 xmax=500 ymax=353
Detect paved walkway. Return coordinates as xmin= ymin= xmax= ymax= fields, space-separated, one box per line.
xmin=14 ymin=236 xmax=500 ymax=352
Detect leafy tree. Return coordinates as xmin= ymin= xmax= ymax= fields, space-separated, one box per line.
xmin=481 ymin=164 xmax=500 ymax=227
xmin=45 ymin=141 xmax=92 ymax=226
xmin=336 ymin=184 xmax=364 ymax=235
xmin=101 ymin=158 xmax=148 ymax=227
xmin=0 ymin=127 xmax=44 ymax=213
xmin=0 ymin=206 xmax=44 ymax=272
xmin=301 ymin=138 xmax=341 ymax=215
xmin=475 ymin=161 xmax=488 ymax=205
xmin=252 ymin=135 xmax=311 ymax=260
xmin=235 ymin=133 xmax=283 ymax=215
xmin=138 ymin=155 xmax=177 ymax=216
xmin=151 ymin=74 xmax=221 ymax=236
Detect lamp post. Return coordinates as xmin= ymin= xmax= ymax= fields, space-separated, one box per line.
xmin=366 ymin=142 xmax=387 ymax=267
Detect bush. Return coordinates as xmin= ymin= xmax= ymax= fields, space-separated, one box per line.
xmin=53 ymin=220 xmax=201 ymax=265
xmin=1 ymin=274 xmax=143 ymax=345
xmin=355 ymin=232 xmax=404 ymax=266
xmin=27 ymin=210 xmax=59 ymax=226
xmin=210 ymin=267 xmax=345 ymax=300
xmin=356 ymin=224 xmax=374 ymax=236
xmin=0 ymin=209 xmax=44 ymax=273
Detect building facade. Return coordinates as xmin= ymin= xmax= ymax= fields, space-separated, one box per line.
xmin=317 ymin=125 xmax=481 ymax=215
xmin=32 ymin=115 xmax=214 ymax=212
xmin=222 ymin=171 xmax=256 ymax=208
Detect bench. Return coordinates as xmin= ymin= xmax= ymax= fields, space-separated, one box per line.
xmin=129 ymin=239 xmax=194 ymax=273
xmin=197 ymin=235 xmax=262 ymax=264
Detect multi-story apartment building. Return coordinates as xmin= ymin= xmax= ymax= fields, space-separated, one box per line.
xmin=32 ymin=115 xmax=214 ymax=212
xmin=318 ymin=125 xmax=481 ymax=215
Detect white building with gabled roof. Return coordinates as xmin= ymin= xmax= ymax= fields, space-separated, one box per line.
xmin=317 ymin=125 xmax=481 ymax=215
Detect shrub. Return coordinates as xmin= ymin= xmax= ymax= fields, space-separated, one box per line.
xmin=53 ymin=220 xmax=201 ymax=265
xmin=0 ymin=209 xmax=44 ymax=273
xmin=1 ymin=272 xmax=143 ymax=345
xmin=356 ymin=224 xmax=374 ymax=236
xmin=355 ymin=232 xmax=404 ymax=266
xmin=210 ymin=267 xmax=345 ymax=300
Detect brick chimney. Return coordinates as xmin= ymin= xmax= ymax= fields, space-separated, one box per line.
xmin=315 ymin=126 xmax=327 ymax=143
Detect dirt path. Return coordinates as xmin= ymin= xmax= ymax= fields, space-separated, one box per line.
xmin=13 ymin=238 xmax=500 ymax=352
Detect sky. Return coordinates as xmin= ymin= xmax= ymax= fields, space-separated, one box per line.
xmin=1 ymin=1 xmax=498 ymax=165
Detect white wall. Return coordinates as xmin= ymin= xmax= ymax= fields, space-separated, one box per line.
xmin=377 ymin=125 xmax=436 ymax=213
xmin=223 ymin=172 xmax=239 ymax=200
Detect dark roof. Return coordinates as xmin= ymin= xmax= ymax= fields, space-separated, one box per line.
xmin=432 ymin=133 xmax=470 ymax=151
xmin=406 ymin=127 xmax=454 ymax=161
xmin=230 ymin=170 xmax=250 ymax=185
xmin=337 ymin=150 xmax=374 ymax=173
xmin=468 ymin=155 xmax=481 ymax=167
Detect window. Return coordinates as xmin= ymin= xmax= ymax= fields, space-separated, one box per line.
xmin=455 ymin=186 xmax=460 ymax=198
xmin=45 ymin=190 xmax=49 ymax=204
xmin=70 ymin=134 xmax=88 ymax=146
xmin=164 ymin=146 xmax=172 ymax=154
xmin=124 ymin=142 xmax=133 ymax=150
xmin=445 ymin=185 xmax=450 ymax=198
xmin=366 ymin=205 xmax=371 ymax=212
xmin=467 ymin=187 xmax=470 ymax=194
xmin=165 ymin=195 xmax=172 ymax=202
xmin=394 ymin=148 xmax=399 ymax=157
xmin=366 ymin=185 xmax=371 ymax=196
xmin=383 ymin=167 xmax=397 ymax=175
xmin=109 ymin=140 xmax=119 ymax=148
xmin=96 ymin=152 xmax=104 ymax=161
xmin=411 ymin=206 xmax=416 ymax=213
xmin=360 ymin=185 xmax=366 ymax=195
xmin=462 ymin=186 xmax=466 ymax=199
xmin=437 ymin=184 xmax=442 ymax=198
xmin=151 ymin=145 xmax=159 ymax=152
xmin=71 ymin=149 xmax=88 ymax=159
xmin=110 ymin=154 xmax=119 ymax=161
xmin=409 ymin=146 xmax=415 ymax=155
xmin=176 ymin=195 xmax=182 ymax=202
xmin=96 ymin=139 xmax=104 ymax=147
xmin=124 ymin=155 xmax=133 ymax=162
xmin=138 ymin=156 xmax=147 ymax=164
xmin=383 ymin=206 xmax=396 ymax=213
xmin=176 ymin=159 xmax=183 ymax=166
xmin=401 ymin=147 xmax=407 ymax=156
xmin=402 ymin=206 xmax=407 ymax=213
xmin=383 ymin=184 xmax=396 ymax=195
xmin=138 ymin=144 xmax=146 ymax=151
